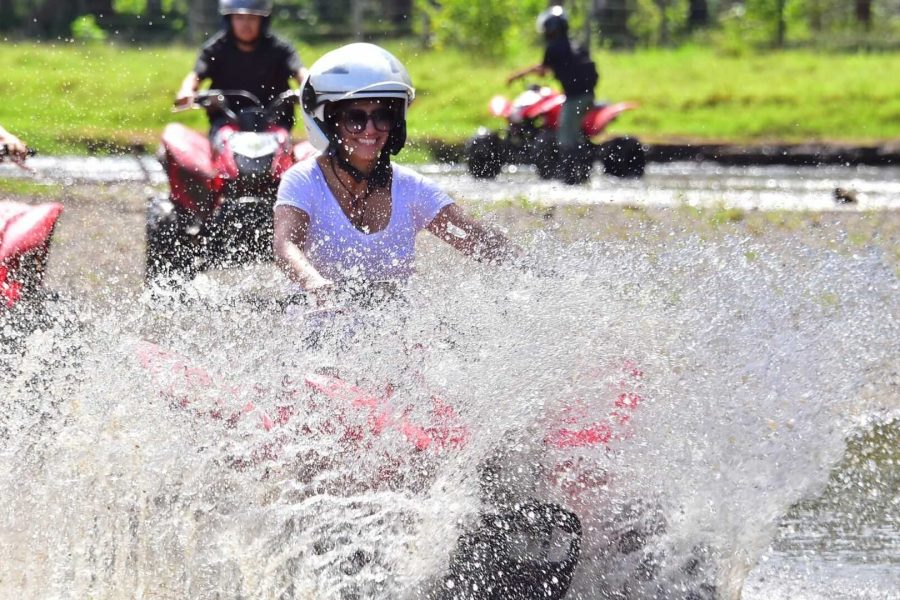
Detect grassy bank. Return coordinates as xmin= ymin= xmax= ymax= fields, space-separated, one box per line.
xmin=1 ymin=40 xmax=899 ymax=156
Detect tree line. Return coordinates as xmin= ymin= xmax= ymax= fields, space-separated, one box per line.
xmin=0 ymin=0 xmax=896 ymax=54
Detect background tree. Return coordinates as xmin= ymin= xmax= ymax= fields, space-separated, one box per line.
xmin=688 ymin=0 xmax=709 ymax=28
xmin=188 ymin=0 xmax=218 ymax=40
xmin=855 ymin=0 xmax=872 ymax=30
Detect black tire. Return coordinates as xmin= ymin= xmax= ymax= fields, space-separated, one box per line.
xmin=561 ymin=145 xmax=594 ymax=185
xmin=145 ymin=195 xmax=197 ymax=284
xmin=532 ymin=129 xmax=559 ymax=180
xmin=601 ymin=136 xmax=646 ymax=179
xmin=466 ymin=132 xmax=503 ymax=179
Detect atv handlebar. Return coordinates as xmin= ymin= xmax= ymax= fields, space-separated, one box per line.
xmin=173 ymin=89 xmax=300 ymax=118
xmin=0 ymin=145 xmax=37 ymax=162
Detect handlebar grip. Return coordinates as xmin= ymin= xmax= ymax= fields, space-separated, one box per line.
xmin=0 ymin=145 xmax=36 ymax=158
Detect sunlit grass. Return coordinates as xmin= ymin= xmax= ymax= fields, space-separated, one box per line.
xmin=0 ymin=177 xmax=63 ymax=197
xmin=1 ymin=40 xmax=899 ymax=155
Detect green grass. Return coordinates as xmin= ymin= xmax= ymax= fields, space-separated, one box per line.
xmin=1 ymin=40 xmax=899 ymax=156
xmin=0 ymin=177 xmax=63 ymax=197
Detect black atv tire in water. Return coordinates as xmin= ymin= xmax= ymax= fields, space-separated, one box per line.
xmin=560 ymin=146 xmax=594 ymax=186
xmin=600 ymin=136 xmax=646 ymax=179
xmin=466 ymin=132 xmax=504 ymax=179
xmin=145 ymin=195 xmax=198 ymax=284
xmin=532 ymin=130 xmax=560 ymax=181
xmin=434 ymin=500 xmax=582 ymax=600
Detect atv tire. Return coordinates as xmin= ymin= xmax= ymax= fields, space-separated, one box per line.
xmin=466 ymin=132 xmax=503 ymax=179
xmin=561 ymin=145 xmax=594 ymax=185
xmin=145 ymin=195 xmax=198 ymax=284
xmin=601 ymin=136 xmax=646 ymax=179
xmin=532 ymin=130 xmax=559 ymax=180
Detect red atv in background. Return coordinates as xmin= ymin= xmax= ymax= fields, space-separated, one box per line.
xmin=149 ymin=90 xmax=317 ymax=282
xmin=467 ymin=84 xmax=645 ymax=183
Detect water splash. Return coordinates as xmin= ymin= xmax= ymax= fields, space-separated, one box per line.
xmin=1 ymin=233 xmax=896 ymax=599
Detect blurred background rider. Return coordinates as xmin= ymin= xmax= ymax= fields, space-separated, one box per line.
xmin=175 ymin=0 xmax=307 ymax=140
xmin=508 ymin=5 xmax=598 ymax=184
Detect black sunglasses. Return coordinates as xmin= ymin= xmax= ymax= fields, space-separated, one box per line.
xmin=338 ymin=108 xmax=395 ymax=134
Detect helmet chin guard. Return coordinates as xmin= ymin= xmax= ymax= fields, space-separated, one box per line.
xmin=301 ymin=43 xmax=415 ymax=155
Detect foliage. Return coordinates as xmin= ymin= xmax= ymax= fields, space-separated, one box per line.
xmin=71 ymin=15 xmax=108 ymax=42
xmin=1 ymin=41 xmax=899 ymax=156
xmin=629 ymin=0 xmax=691 ymax=47
xmin=414 ymin=0 xmax=546 ymax=58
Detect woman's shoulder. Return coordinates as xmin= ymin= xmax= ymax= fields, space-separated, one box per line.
xmin=392 ymin=163 xmax=438 ymax=192
xmin=277 ymin=156 xmax=325 ymax=210
xmin=282 ymin=156 xmax=325 ymax=187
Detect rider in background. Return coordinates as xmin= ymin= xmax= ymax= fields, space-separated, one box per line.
xmin=175 ymin=0 xmax=307 ymax=139
xmin=507 ymin=5 xmax=598 ymax=184
xmin=0 ymin=125 xmax=28 ymax=162
xmin=274 ymin=44 xmax=516 ymax=302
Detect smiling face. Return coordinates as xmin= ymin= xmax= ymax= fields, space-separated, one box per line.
xmin=331 ymin=99 xmax=397 ymax=166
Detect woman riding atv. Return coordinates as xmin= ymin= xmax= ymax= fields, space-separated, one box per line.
xmin=274 ymin=43 xmax=517 ymax=303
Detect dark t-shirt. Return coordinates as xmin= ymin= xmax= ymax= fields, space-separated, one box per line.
xmin=195 ymin=30 xmax=302 ymax=128
xmin=542 ymin=38 xmax=597 ymax=98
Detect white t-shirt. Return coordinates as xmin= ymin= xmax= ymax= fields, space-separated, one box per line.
xmin=275 ymin=158 xmax=454 ymax=282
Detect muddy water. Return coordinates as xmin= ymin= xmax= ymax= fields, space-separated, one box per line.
xmin=0 ymin=158 xmax=897 ymax=599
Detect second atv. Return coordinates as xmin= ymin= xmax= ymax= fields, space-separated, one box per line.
xmin=148 ymin=89 xmax=316 ymax=283
xmin=466 ymin=84 xmax=645 ymax=183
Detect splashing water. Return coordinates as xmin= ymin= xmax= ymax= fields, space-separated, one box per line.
xmin=0 ymin=234 xmax=896 ymax=599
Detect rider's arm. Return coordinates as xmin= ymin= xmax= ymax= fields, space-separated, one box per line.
xmin=175 ymin=71 xmax=201 ymax=107
xmin=273 ymin=205 xmax=333 ymax=291
xmin=427 ymin=204 xmax=519 ymax=264
xmin=0 ymin=125 xmax=28 ymax=161
xmin=507 ymin=64 xmax=548 ymax=85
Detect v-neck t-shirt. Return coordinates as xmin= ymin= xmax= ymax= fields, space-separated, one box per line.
xmin=275 ymin=158 xmax=454 ymax=282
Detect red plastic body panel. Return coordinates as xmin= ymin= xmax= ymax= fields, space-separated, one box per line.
xmin=161 ymin=124 xmax=215 ymax=214
xmin=136 ymin=340 xmax=642 ymax=459
xmin=0 ymin=201 xmax=64 ymax=264
xmin=161 ymin=123 xmax=310 ymax=214
xmin=523 ymin=94 xmax=565 ymax=122
xmin=582 ymin=102 xmax=637 ymax=138
xmin=0 ymin=201 xmax=63 ymax=308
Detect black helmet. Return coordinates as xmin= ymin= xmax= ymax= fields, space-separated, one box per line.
xmin=219 ymin=0 xmax=272 ymax=17
xmin=536 ymin=6 xmax=569 ymax=38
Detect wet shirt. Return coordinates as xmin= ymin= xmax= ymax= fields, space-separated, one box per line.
xmin=275 ymin=158 xmax=455 ymax=282
xmin=194 ymin=31 xmax=302 ymax=127
xmin=542 ymin=38 xmax=597 ymax=98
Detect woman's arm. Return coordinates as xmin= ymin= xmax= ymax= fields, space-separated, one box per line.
xmin=273 ymin=205 xmax=333 ymax=290
xmin=426 ymin=203 xmax=518 ymax=264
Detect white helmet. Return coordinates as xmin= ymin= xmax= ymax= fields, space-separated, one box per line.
xmin=301 ymin=43 xmax=415 ymax=154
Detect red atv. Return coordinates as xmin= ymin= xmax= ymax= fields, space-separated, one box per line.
xmin=149 ymin=90 xmax=317 ymax=282
xmin=0 ymin=147 xmax=63 ymax=337
xmin=467 ymin=84 xmax=645 ymax=182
